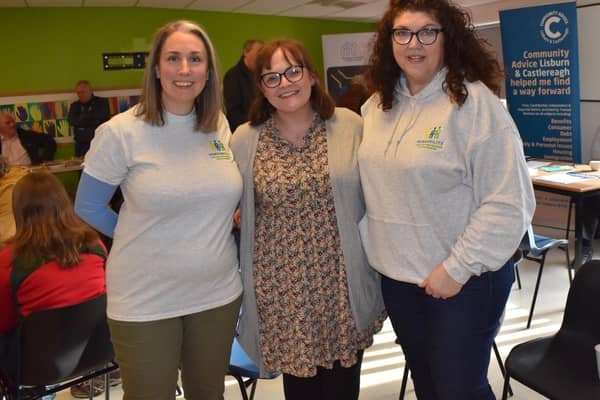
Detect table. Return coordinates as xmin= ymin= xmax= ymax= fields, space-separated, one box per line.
xmin=530 ymin=161 xmax=600 ymax=268
xmin=29 ymin=160 xmax=83 ymax=174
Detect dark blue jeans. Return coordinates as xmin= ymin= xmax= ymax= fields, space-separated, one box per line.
xmin=382 ymin=261 xmax=514 ymax=400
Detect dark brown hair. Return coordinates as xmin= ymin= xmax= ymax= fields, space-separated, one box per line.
xmin=11 ymin=172 xmax=100 ymax=268
xmin=366 ymin=0 xmax=503 ymax=111
xmin=248 ymin=39 xmax=335 ymax=125
xmin=136 ymin=20 xmax=223 ymax=132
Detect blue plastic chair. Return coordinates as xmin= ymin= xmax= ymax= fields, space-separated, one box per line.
xmin=227 ymin=338 xmax=279 ymax=400
xmin=519 ymin=225 xmax=570 ymax=329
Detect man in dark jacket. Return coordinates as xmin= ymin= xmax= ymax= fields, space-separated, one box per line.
xmin=0 ymin=112 xmax=56 ymax=166
xmin=223 ymin=40 xmax=263 ymax=132
xmin=68 ymin=80 xmax=110 ymax=157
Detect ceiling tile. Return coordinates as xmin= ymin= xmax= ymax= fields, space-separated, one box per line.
xmin=460 ymin=0 xmax=499 ymax=6
xmin=25 ymin=0 xmax=82 ymax=5
xmin=0 ymin=0 xmax=27 ymax=6
xmin=186 ymin=0 xmax=248 ymax=11
xmin=85 ymin=0 xmax=138 ymax=6
xmin=0 ymin=0 xmax=520 ymax=24
xmin=282 ymin=3 xmax=344 ymax=18
xmin=329 ymin=0 xmax=386 ymax=20
xmin=236 ymin=0 xmax=307 ymax=15
xmin=136 ymin=0 xmax=194 ymax=9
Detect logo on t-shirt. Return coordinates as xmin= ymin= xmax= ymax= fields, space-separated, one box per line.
xmin=208 ymin=140 xmax=233 ymax=160
xmin=416 ymin=126 xmax=444 ymax=151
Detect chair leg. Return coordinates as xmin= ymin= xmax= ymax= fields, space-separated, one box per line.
xmin=104 ymin=372 xmax=110 ymax=400
xmin=492 ymin=341 xmax=513 ymax=397
xmin=399 ymin=363 xmax=409 ymax=400
xmin=89 ymin=378 xmax=94 ymax=400
xmin=526 ymin=256 xmax=546 ymax=329
xmin=566 ymin=244 xmax=574 ymax=284
xmin=514 ymin=264 xmax=522 ymax=290
xmin=565 ymin=198 xmax=574 ymax=244
xmin=232 ymin=375 xmax=251 ymax=400
xmin=501 ymin=374 xmax=511 ymax=400
xmin=248 ymin=380 xmax=258 ymax=400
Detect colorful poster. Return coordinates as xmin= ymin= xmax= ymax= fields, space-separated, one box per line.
xmin=500 ymin=2 xmax=581 ymax=162
xmin=0 ymin=94 xmax=139 ymax=142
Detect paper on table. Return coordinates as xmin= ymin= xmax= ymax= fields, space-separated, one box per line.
xmin=526 ymin=160 xmax=552 ymax=169
xmin=534 ymin=173 xmax=589 ymax=184
xmin=528 ymin=168 xmax=539 ymax=177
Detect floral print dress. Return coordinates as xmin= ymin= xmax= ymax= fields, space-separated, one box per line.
xmin=252 ymin=115 xmax=379 ymax=377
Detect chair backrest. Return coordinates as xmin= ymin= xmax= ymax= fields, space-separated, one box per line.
xmin=557 ymin=260 xmax=600 ymax=342
xmin=15 ymin=294 xmax=114 ymax=386
xmin=525 ymin=225 xmax=536 ymax=249
xmin=519 ymin=225 xmax=537 ymax=252
xmin=519 ymin=225 xmax=568 ymax=256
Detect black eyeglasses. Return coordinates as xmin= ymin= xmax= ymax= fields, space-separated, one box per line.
xmin=260 ymin=65 xmax=304 ymax=88
xmin=391 ymin=27 xmax=444 ymax=45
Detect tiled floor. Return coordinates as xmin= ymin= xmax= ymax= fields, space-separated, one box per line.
xmin=56 ymin=239 xmax=574 ymax=400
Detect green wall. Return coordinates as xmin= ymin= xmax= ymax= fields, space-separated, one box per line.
xmin=0 ymin=7 xmax=373 ymax=95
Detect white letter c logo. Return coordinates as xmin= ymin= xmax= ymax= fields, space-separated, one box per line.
xmin=544 ymin=16 xmax=562 ymax=39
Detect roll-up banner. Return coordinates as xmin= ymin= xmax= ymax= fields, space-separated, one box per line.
xmin=500 ymin=2 xmax=581 ymax=162
xmin=321 ymin=32 xmax=374 ymax=102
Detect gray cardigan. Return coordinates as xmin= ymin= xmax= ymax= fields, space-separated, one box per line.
xmin=230 ymin=107 xmax=385 ymax=377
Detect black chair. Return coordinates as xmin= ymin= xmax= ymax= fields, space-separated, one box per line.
xmin=501 ymin=259 xmax=600 ymax=400
xmin=0 ymin=294 xmax=118 ymax=400
xmin=519 ymin=225 xmax=570 ymax=329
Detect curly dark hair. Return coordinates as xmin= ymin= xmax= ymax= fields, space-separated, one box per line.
xmin=248 ymin=39 xmax=335 ymax=125
xmin=365 ymin=0 xmax=503 ymax=111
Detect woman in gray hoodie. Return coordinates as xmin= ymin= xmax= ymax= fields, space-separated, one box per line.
xmin=359 ymin=1 xmax=535 ymax=399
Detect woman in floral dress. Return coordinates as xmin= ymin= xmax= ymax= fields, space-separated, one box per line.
xmin=231 ymin=39 xmax=385 ymax=400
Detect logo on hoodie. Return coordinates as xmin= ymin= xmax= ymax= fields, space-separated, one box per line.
xmin=416 ymin=126 xmax=444 ymax=150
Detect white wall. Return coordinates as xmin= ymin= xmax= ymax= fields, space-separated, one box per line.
xmin=576 ymin=2 xmax=600 ymax=161
xmin=468 ymin=0 xmax=571 ymax=25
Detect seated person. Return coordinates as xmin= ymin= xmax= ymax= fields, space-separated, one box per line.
xmin=0 ymin=157 xmax=29 ymax=245
xmin=0 ymin=172 xmax=107 ymax=378
xmin=0 ymin=112 xmax=56 ymax=166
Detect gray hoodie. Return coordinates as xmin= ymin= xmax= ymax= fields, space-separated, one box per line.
xmin=358 ymin=69 xmax=535 ymax=285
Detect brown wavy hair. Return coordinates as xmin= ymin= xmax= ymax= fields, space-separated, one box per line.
xmin=248 ymin=39 xmax=335 ymax=125
xmin=10 ymin=172 xmax=100 ymax=268
xmin=136 ymin=20 xmax=223 ymax=132
xmin=366 ymin=0 xmax=503 ymax=111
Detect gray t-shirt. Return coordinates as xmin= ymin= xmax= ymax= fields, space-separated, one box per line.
xmin=84 ymin=107 xmax=243 ymax=321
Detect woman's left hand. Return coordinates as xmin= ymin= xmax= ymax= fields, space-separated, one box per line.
xmin=419 ymin=264 xmax=463 ymax=299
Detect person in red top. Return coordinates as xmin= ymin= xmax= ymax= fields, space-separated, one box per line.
xmin=0 ymin=171 xmax=106 ymax=372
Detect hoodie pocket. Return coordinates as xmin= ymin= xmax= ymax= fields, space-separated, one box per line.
xmin=359 ymin=214 xmax=442 ymax=279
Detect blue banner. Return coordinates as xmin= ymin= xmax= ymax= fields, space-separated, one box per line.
xmin=500 ymin=2 xmax=581 ymax=162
